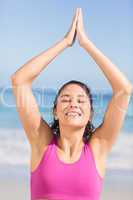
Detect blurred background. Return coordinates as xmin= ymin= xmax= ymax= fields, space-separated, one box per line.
xmin=0 ymin=0 xmax=133 ymax=199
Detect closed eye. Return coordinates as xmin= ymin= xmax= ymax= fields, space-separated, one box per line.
xmin=78 ymin=100 xmax=85 ymax=103
xmin=61 ymin=99 xmax=86 ymax=103
xmin=61 ymin=99 xmax=71 ymax=102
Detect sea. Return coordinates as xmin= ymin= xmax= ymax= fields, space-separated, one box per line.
xmin=0 ymin=87 xmax=133 ymax=177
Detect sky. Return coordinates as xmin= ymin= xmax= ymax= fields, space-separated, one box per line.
xmin=0 ymin=0 xmax=133 ymax=92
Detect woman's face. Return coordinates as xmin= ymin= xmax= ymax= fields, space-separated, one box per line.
xmin=54 ymin=84 xmax=91 ymax=129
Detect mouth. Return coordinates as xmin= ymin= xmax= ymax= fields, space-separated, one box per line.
xmin=65 ymin=111 xmax=82 ymax=117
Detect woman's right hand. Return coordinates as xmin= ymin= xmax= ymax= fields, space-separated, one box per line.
xmin=77 ymin=8 xmax=88 ymax=47
xmin=64 ymin=8 xmax=79 ymax=47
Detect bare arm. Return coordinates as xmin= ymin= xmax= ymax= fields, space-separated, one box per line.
xmin=11 ymin=8 xmax=79 ymax=146
xmin=82 ymin=39 xmax=132 ymax=94
xmin=11 ymin=39 xmax=68 ymax=85
xmin=11 ymin=39 xmax=68 ymax=146
xmin=77 ymin=8 xmax=133 ymax=155
xmin=11 ymin=8 xmax=79 ymax=85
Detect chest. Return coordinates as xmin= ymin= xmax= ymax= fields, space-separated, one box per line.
xmin=31 ymin=143 xmax=104 ymax=199
xmin=41 ymin=159 xmax=101 ymax=197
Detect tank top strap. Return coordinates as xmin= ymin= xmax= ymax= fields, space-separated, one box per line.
xmin=83 ymin=140 xmax=94 ymax=161
xmin=84 ymin=141 xmax=104 ymax=181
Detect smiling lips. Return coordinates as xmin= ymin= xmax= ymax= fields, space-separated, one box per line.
xmin=65 ymin=111 xmax=82 ymax=116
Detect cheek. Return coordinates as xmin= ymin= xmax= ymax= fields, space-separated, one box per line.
xmin=56 ymin=103 xmax=67 ymax=116
xmin=83 ymin=103 xmax=91 ymax=112
xmin=82 ymin=106 xmax=91 ymax=119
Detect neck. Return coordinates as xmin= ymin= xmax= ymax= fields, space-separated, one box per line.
xmin=57 ymin=125 xmax=85 ymax=154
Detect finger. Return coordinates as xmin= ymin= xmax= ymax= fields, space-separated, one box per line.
xmin=71 ymin=27 xmax=77 ymax=46
xmin=69 ymin=9 xmax=79 ymax=46
xmin=68 ymin=8 xmax=79 ymax=39
xmin=78 ymin=8 xmax=84 ymax=27
xmin=74 ymin=7 xmax=79 ymax=14
xmin=75 ymin=8 xmax=80 ymax=16
xmin=79 ymin=8 xmax=83 ymax=21
xmin=73 ymin=8 xmax=80 ymax=25
xmin=77 ymin=8 xmax=80 ymax=16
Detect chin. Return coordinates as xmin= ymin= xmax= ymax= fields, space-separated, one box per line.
xmin=65 ymin=121 xmax=85 ymax=129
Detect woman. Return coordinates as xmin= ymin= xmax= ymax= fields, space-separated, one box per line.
xmin=11 ymin=8 xmax=132 ymax=200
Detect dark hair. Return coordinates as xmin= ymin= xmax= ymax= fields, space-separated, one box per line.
xmin=50 ymin=80 xmax=95 ymax=142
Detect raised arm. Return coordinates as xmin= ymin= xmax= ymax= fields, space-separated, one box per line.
xmin=11 ymin=8 xmax=79 ymax=146
xmin=77 ymin=8 xmax=132 ymax=155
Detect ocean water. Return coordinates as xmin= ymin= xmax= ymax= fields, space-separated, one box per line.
xmin=0 ymin=87 xmax=133 ymax=171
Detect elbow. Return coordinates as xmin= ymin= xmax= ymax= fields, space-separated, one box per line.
xmin=124 ymin=83 xmax=133 ymax=94
xmin=11 ymin=74 xmax=17 ymax=84
xmin=11 ymin=74 xmax=20 ymax=85
xmin=122 ymin=83 xmax=133 ymax=95
xmin=11 ymin=74 xmax=31 ymax=86
xmin=113 ymin=83 xmax=133 ymax=96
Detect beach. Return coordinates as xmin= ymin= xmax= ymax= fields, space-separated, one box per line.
xmin=0 ymin=0 xmax=133 ymax=198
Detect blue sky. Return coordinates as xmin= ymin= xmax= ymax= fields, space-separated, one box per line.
xmin=0 ymin=0 xmax=133 ymax=92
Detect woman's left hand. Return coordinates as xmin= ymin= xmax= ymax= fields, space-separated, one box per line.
xmin=64 ymin=8 xmax=79 ymax=47
xmin=77 ymin=8 xmax=88 ymax=47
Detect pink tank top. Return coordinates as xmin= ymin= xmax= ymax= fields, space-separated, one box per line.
xmin=30 ymin=135 xmax=104 ymax=200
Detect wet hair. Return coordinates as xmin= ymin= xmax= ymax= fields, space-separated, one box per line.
xmin=50 ymin=80 xmax=95 ymax=142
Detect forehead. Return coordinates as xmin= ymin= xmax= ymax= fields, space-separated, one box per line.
xmin=59 ymin=84 xmax=88 ymax=97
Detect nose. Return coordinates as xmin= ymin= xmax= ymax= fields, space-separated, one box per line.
xmin=69 ymin=99 xmax=78 ymax=108
xmin=70 ymin=104 xmax=78 ymax=108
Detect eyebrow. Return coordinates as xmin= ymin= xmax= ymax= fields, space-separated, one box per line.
xmin=60 ymin=94 xmax=86 ymax=98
